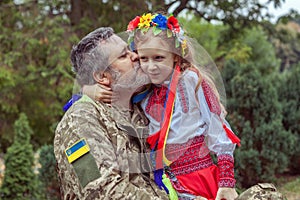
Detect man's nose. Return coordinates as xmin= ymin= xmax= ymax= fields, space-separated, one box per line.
xmin=130 ymin=51 xmax=138 ymax=62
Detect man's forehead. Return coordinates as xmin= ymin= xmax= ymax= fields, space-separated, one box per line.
xmin=106 ymin=34 xmax=127 ymax=48
xmin=103 ymin=34 xmax=127 ymax=60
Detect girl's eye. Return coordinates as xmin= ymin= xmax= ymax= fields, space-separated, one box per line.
xmin=155 ymin=56 xmax=164 ymax=60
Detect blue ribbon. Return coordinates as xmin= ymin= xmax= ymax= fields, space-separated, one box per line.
xmin=154 ymin=168 xmax=169 ymax=194
xmin=132 ymin=85 xmax=151 ymax=104
xmin=63 ymin=94 xmax=82 ymax=112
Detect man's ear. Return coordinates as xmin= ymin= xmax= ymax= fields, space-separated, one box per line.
xmin=93 ymin=71 xmax=110 ymax=86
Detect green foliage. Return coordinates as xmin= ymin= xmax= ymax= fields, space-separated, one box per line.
xmin=170 ymin=0 xmax=287 ymax=33
xmin=225 ymin=41 xmax=252 ymax=64
xmin=0 ymin=1 xmax=75 ymax=150
xmin=222 ymin=27 xmax=297 ymax=187
xmin=277 ymin=64 xmax=300 ymax=173
xmin=277 ymin=10 xmax=300 ymax=24
xmin=243 ymin=27 xmax=280 ymax=74
xmin=69 ymin=0 xmax=149 ymax=37
xmin=38 ymin=144 xmax=60 ymax=200
xmin=224 ymin=61 xmax=296 ymax=187
xmin=278 ymin=65 xmax=300 ymax=133
xmin=273 ymin=22 xmax=300 ymax=71
xmin=0 ymin=113 xmax=41 ymax=199
xmin=179 ymin=17 xmax=225 ymax=60
xmin=279 ymin=177 xmax=300 ymax=194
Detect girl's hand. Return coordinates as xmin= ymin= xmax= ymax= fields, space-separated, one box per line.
xmin=82 ymin=84 xmax=112 ymax=103
xmin=215 ymin=187 xmax=238 ymax=200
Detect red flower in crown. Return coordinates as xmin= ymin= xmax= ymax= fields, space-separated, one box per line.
xmin=167 ymin=16 xmax=180 ymax=33
xmin=127 ymin=16 xmax=141 ymax=31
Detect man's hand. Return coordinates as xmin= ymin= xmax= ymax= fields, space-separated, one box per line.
xmin=215 ymin=187 xmax=238 ymax=200
xmin=82 ymin=84 xmax=112 ymax=103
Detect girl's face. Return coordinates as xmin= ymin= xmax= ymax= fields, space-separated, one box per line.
xmin=137 ymin=37 xmax=176 ymax=85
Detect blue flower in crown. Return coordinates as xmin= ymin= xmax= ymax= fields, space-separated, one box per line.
xmin=152 ymin=14 xmax=167 ymax=30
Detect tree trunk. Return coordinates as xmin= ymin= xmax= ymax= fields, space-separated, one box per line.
xmin=70 ymin=0 xmax=83 ymax=36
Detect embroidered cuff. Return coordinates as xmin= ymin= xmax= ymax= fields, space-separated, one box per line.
xmin=218 ymin=154 xmax=236 ymax=188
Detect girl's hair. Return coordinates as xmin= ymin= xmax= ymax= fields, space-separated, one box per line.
xmin=132 ymin=13 xmax=227 ymax=116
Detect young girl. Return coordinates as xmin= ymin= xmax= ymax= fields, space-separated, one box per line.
xmin=125 ymin=13 xmax=240 ymax=200
xmin=81 ymin=13 xmax=240 ymax=200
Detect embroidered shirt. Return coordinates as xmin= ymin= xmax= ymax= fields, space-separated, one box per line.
xmin=141 ymin=70 xmax=236 ymax=157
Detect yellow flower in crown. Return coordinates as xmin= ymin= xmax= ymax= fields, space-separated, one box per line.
xmin=138 ymin=13 xmax=154 ymax=29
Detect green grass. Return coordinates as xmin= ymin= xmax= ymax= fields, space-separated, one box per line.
xmin=282 ymin=178 xmax=300 ymax=192
xmin=278 ymin=176 xmax=300 ymax=200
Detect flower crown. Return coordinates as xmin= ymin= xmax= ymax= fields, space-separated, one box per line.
xmin=127 ymin=13 xmax=187 ymax=55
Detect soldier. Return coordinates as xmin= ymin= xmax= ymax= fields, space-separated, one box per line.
xmin=54 ymin=27 xmax=168 ymax=200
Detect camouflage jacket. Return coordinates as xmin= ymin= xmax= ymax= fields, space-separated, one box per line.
xmin=54 ymin=95 xmax=168 ymax=200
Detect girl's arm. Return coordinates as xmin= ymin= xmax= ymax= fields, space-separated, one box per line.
xmin=82 ymin=83 xmax=113 ymax=103
xmin=196 ymin=78 xmax=237 ymax=190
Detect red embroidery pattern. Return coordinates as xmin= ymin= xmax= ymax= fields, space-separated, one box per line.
xmin=145 ymin=86 xmax=168 ymax=121
xmin=169 ymin=177 xmax=191 ymax=194
xmin=165 ymin=135 xmax=214 ymax=176
xmin=218 ymin=154 xmax=236 ymax=187
xmin=201 ymin=79 xmax=221 ymax=115
xmin=178 ymin=81 xmax=188 ymax=113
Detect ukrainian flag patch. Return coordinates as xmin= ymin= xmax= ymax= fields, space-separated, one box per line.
xmin=65 ymin=138 xmax=90 ymax=163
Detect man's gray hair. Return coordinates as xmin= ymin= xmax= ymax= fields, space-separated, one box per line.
xmin=71 ymin=27 xmax=114 ymax=86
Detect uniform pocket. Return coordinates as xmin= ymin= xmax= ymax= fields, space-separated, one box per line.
xmin=72 ymin=153 xmax=101 ymax=188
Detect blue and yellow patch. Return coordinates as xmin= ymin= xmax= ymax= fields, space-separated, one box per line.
xmin=65 ymin=138 xmax=90 ymax=163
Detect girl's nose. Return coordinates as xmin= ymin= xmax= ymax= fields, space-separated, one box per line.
xmin=148 ymin=60 xmax=157 ymax=71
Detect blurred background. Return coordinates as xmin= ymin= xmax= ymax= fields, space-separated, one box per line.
xmin=0 ymin=0 xmax=299 ymax=199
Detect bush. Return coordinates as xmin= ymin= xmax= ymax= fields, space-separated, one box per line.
xmin=277 ymin=64 xmax=300 ymax=174
xmin=222 ymin=27 xmax=297 ymax=187
xmin=224 ymin=62 xmax=296 ymax=187
xmin=38 ymin=144 xmax=60 ymax=200
xmin=0 ymin=113 xmax=41 ymax=199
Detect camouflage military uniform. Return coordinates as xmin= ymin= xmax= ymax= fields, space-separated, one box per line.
xmin=237 ymin=183 xmax=284 ymax=200
xmin=54 ymin=95 xmax=168 ymax=200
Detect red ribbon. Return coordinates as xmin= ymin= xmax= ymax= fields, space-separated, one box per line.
xmin=223 ymin=124 xmax=241 ymax=147
xmin=146 ymin=65 xmax=181 ymax=169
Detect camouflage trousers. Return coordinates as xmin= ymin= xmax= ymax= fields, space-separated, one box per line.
xmin=237 ymin=183 xmax=284 ymax=200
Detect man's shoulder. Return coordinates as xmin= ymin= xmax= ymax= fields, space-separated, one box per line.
xmin=56 ymin=97 xmax=93 ymax=129
xmin=70 ymin=95 xmax=100 ymax=111
xmin=55 ymin=95 xmax=111 ymax=140
xmin=60 ymin=95 xmax=107 ymax=121
xmin=54 ymin=96 xmax=114 ymax=162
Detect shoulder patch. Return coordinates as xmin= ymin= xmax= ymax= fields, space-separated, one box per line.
xmin=65 ymin=138 xmax=90 ymax=163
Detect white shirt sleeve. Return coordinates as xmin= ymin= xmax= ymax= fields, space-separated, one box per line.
xmin=196 ymin=84 xmax=236 ymax=156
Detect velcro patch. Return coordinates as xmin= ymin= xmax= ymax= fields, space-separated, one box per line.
xmin=65 ymin=138 xmax=90 ymax=163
